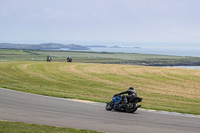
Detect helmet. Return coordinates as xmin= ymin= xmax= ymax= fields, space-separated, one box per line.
xmin=129 ymin=87 xmax=134 ymax=90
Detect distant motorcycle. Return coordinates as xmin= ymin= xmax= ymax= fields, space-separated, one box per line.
xmin=47 ymin=56 xmax=52 ymax=62
xmin=106 ymin=95 xmax=142 ymax=113
xmin=67 ymin=57 xmax=72 ymax=62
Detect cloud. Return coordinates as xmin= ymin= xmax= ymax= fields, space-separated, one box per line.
xmin=0 ymin=0 xmax=200 ymax=44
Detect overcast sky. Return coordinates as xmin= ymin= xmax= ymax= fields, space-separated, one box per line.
xmin=0 ymin=0 xmax=200 ymax=46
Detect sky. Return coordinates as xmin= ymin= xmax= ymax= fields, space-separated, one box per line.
xmin=0 ymin=0 xmax=200 ymax=46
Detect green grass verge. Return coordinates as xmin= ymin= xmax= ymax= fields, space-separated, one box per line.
xmin=0 ymin=121 xmax=104 ymax=133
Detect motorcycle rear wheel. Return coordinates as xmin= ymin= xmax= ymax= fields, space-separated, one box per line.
xmin=125 ymin=103 xmax=138 ymax=113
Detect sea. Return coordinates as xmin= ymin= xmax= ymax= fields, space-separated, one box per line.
xmin=85 ymin=46 xmax=200 ymax=69
xmin=87 ymin=46 xmax=200 ymax=57
xmin=61 ymin=43 xmax=200 ymax=69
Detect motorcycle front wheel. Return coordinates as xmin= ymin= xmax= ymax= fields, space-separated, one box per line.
xmin=105 ymin=101 xmax=113 ymax=111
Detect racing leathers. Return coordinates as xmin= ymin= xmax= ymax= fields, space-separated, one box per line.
xmin=115 ymin=89 xmax=137 ymax=104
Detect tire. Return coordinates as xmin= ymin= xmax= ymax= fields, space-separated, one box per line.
xmin=125 ymin=103 xmax=138 ymax=113
xmin=105 ymin=101 xmax=113 ymax=111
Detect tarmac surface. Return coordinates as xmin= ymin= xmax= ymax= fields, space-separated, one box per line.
xmin=0 ymin=88 xmax=200 ymax=133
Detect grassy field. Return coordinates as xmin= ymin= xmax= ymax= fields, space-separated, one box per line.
xmin=0 ymin=61 xmax=199 ymax=115
xmin=1 ymin=49 xmax=200 ymax=66
xmin=0 ymin=49 xmax=200 ymax=132
xmin=0 ymin=121 xmax=103 ymax=133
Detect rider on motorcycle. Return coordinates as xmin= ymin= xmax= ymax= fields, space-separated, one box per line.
xmin=114 ymin=87 xmax=137 ymax=104
xmin=106 ymin=86 xmax=142 ymax=112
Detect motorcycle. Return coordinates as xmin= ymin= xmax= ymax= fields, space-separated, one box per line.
xmin=46 ymin=56 xmax=52 ymax=62
xmin=67 ymin=57 xmax=72 ymax=62
xmin=106 ymin=95 xmax=142 ymax=113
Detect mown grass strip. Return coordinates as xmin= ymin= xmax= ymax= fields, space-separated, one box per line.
xmin=0 ymin=61 xmax=199 ymax=115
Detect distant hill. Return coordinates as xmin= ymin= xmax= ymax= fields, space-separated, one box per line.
xmin=0 ymin=43 xmax=90 ymax=50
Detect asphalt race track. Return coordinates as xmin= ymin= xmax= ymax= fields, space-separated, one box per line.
xmin=0 ymin=88 xmax=200 ymax=133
